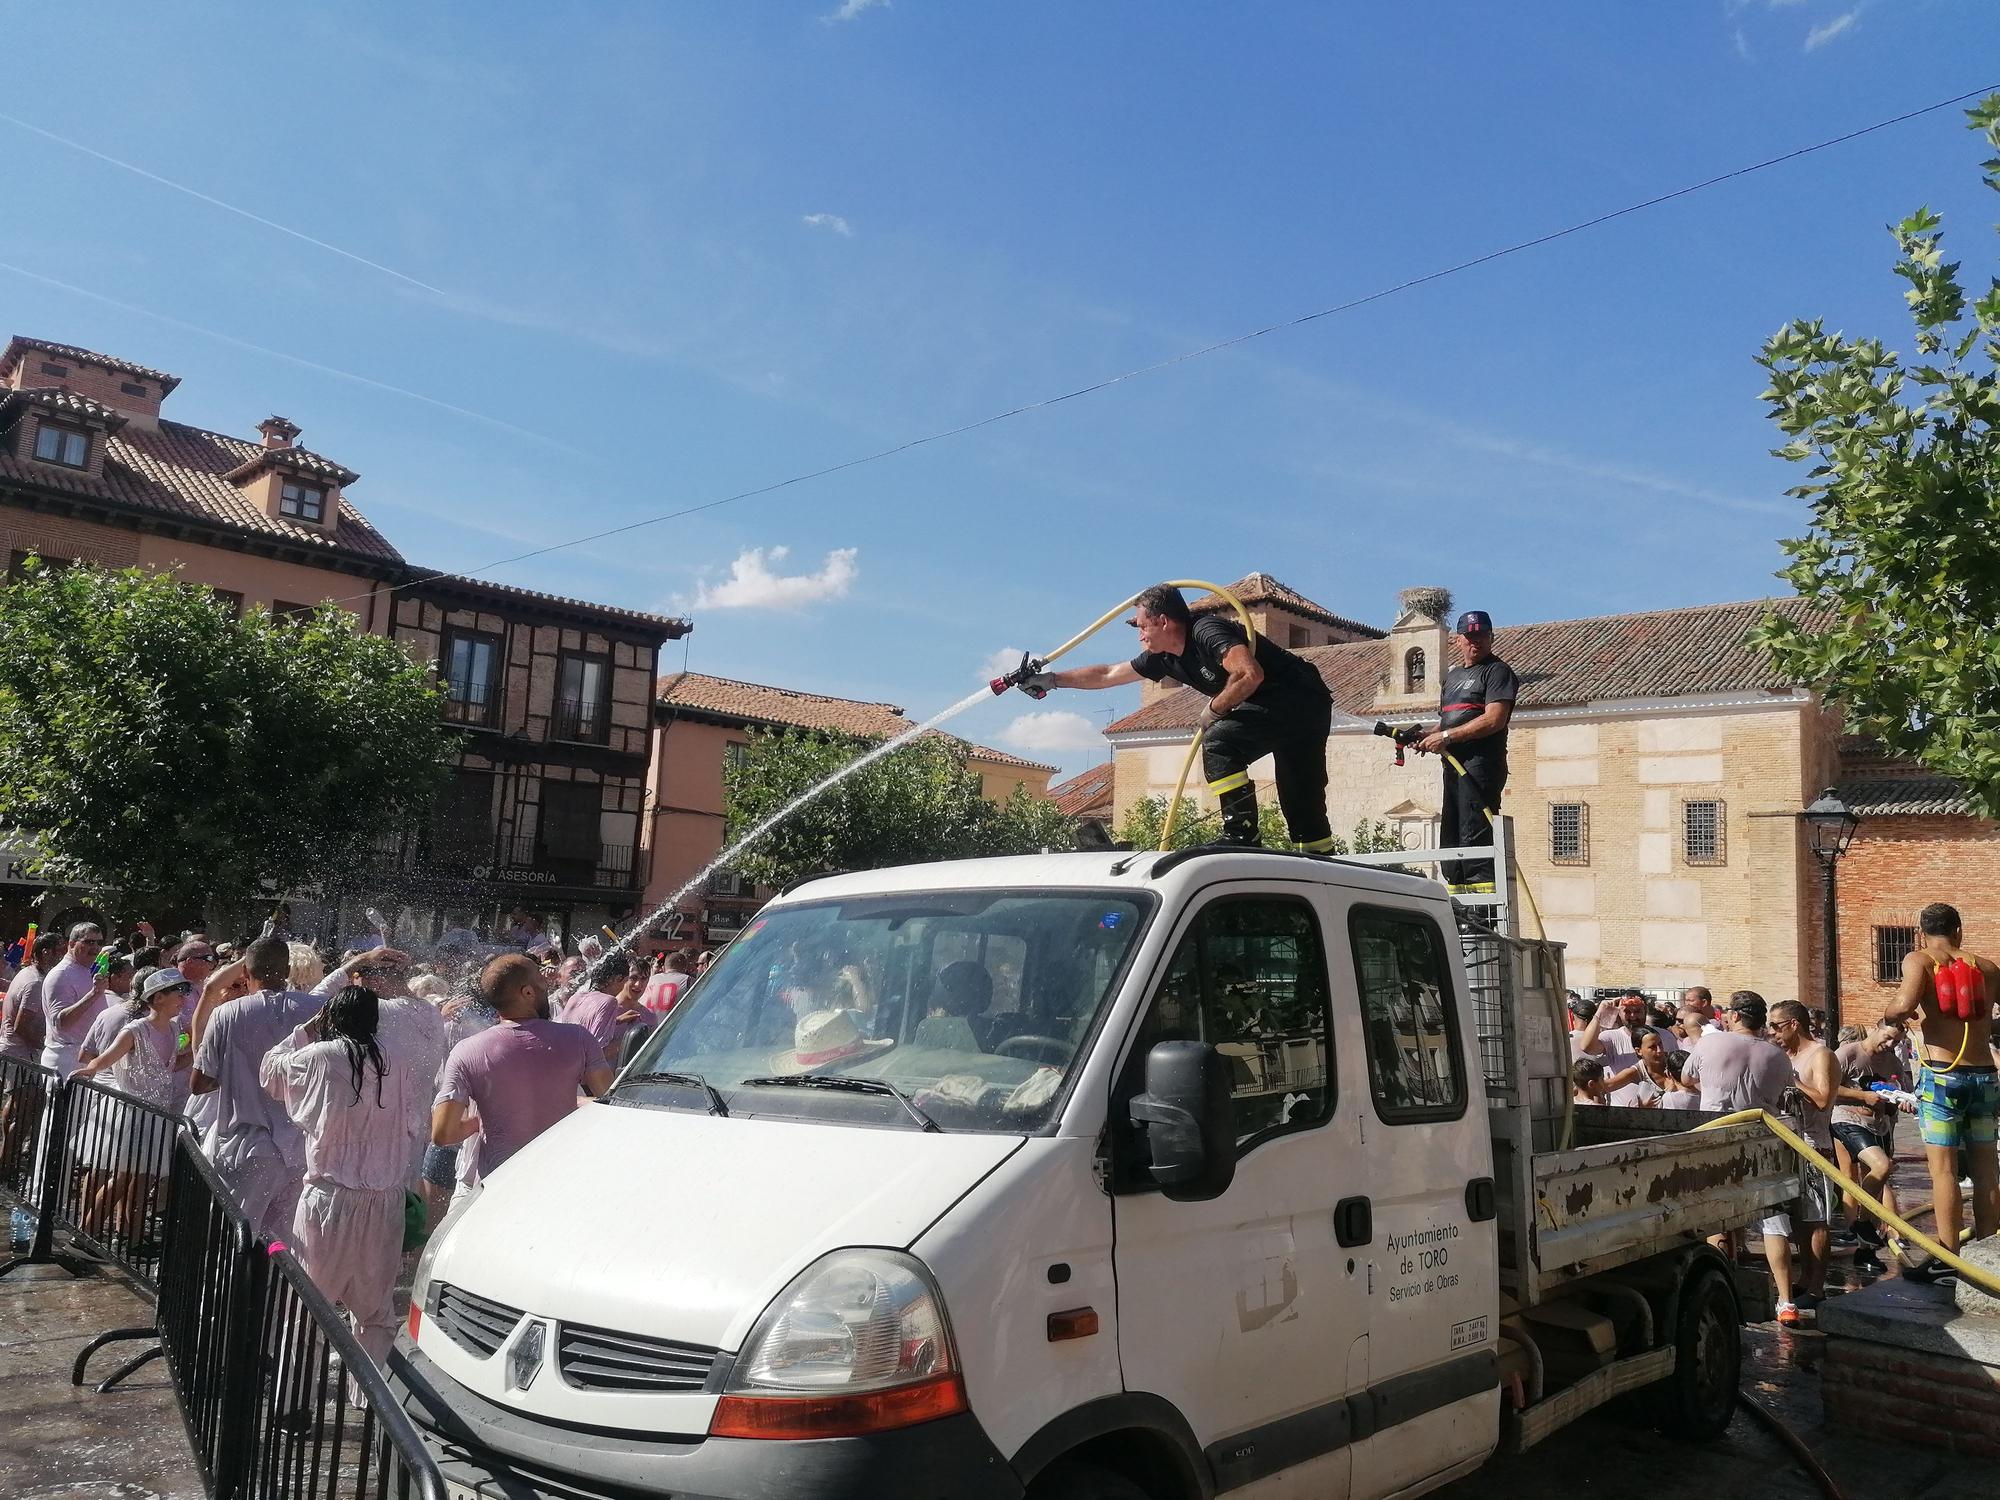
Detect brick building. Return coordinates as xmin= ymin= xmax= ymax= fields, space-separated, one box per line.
xmin=0 ymin=333 xmax=687 ymax=946
xmin=1104 ymin=579 xmax=1868 ymax=1006
xmin=645 ymin=673 xmax=1056 ymax=948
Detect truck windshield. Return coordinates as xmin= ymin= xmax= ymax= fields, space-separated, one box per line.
xmin=615 ymin=889 xmax=1151 ymax=1133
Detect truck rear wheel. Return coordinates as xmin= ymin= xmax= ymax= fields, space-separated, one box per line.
xmin=1029 ymin=1458 xmax=1155 ymax=1500
xmin=1658 ymin=1270 xmax=1739 ymax=1440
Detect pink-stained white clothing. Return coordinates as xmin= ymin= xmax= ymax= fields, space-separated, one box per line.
xmin=195 ymin=987 xmax=325 ymax=1239
xmin=291 ymin=1181 xmax=405 ymax=1366
xmin=639 ymin=972 xmax=686 ymax=1016
xmin=262 ymin=1025 xmax=424 ymax=1369
xmin=40 ymin=957 xmax=104 ymax=1077
xmin=1 ymin=965 xmax=47 ymax=1063
xmin=88 ymin=1016 xmax=178 ymax=1173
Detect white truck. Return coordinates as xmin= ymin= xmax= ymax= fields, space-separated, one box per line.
xmin=390 ymin=847 xmax=1796 ymax=1500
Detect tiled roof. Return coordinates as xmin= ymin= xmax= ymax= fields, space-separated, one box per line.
xmin=224 ymin=444 xmax=361 ymax=488
xmin=1106 ymin=597 xmax=1828 ymax=734
xmin=0 ymin=337 xmax=180 ymax=393
xmin=408 ymin=570 xmax=691 ymax=638
xmin=0 ymin=415 xmax=402 ymax=563
xmin=6 ymin=387 xmax=127 ymax=427
xmin=1049 ymin=762 xmax=1115 ymax=818
xmin=1838 ymin=776 xmax=1975 ymax=818
xmin=1190 ymin=572 xmax=1384 ymax=639
xmin=657 ymin=672 xmax=1056 ymax=773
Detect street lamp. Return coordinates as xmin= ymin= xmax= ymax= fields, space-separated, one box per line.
xmin=1802 ymin=788 xmax=1860 ymax=1030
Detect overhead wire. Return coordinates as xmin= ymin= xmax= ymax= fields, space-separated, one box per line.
xmin=346 ymin=82 xmax=1997 ymax=605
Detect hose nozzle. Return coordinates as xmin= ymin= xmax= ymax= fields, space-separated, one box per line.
xmin=1372 ymin=720 xmax=1424 ymax=767
xmin=991 ymin=651 xmax=1049 ymax=698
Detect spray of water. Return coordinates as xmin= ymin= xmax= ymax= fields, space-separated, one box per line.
xmin=574 ymin=685 xmax=999 ymax=991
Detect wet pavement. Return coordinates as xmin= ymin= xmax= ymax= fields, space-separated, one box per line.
xmin=0 ymin=1262 xmax=202 ymax=1500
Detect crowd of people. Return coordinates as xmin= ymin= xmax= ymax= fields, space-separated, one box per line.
xmin=1567 ymin=902 xmax=1999 ymax=1328
xmin=0 ymin=907 xmax=716 ymax=1367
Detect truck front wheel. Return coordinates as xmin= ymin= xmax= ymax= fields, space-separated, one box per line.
xmin=1658 ymin=1270 xmax=1740 ymax=1440
xmin=1029 ymin=1459 xmax=1155 ymax=1500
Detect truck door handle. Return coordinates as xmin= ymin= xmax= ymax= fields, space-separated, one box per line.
xmin=1333 ymin=1196 xmax=1372 ymax=1248
xmin=1465 ymin=1177 xmax=1496 ymax=1222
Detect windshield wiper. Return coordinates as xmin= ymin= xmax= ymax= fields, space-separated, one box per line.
xmin=738 ymin=1074 xmax=941 ymax=1133
xmin=617 ymin=1070 xmax=729 ymax=1116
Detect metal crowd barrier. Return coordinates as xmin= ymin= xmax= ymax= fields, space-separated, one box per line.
xmin=241 ymin=1243 xmax=447 ymax=1500
xmin=0 ymin=1070 xmax=447 ymax=1500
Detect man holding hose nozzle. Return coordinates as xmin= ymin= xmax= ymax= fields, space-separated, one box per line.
xmin=1015 ymin=583 xmax=1336 ymax=850
xmin=1414 ymin=610 xmax=1517 ymax=894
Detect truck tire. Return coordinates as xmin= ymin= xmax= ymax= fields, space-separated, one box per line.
xmin=1029 ymin=1459 xmax=1155 ymax=1500
xmin=1658 ymin=1270 xmax=1739 ymax=1440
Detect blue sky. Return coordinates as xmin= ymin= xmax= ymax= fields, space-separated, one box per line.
xmin=3 ymin=2 xmax=1994 ymax=778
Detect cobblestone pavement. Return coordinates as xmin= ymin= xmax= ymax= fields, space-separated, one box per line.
xmin=0 ymin=1263 xmax=202 ymax=1500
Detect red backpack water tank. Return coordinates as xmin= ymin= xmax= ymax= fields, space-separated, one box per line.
xmin=1935 ymin=957 xmax=1984 ymax=1022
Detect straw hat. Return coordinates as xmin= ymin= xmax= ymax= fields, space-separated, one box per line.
xmin=774 ymin=1008 xmax=894 ymax=1075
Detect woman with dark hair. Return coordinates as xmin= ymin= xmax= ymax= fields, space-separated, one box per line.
xmin=260 ymin=984 xmax=423 ymax=1366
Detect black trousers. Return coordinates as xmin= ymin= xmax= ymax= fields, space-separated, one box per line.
xmin=1201 ymin=699 xmax=1335 ymax=848
xmin=1441 ymin=756 xmax=1507 ymax=887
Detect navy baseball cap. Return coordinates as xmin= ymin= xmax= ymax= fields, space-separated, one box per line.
xmin=1454 ymin=610 xmax=1493 ymax=636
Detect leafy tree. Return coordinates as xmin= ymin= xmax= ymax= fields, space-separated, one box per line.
xmin=722 ymin=728 xmax=1076 ymax=888
xmin=0 ymin=560 xmax=457 ymax=911
xmin=1750 ymin=96 xmax=2000 ymax=815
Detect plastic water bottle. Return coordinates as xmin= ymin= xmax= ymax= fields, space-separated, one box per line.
xmin=9 ymin=1206 xmax=34 ymax=1254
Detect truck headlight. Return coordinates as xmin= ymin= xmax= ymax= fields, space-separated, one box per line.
xmin=709 ymin=1249 xmax=967 ymax=1440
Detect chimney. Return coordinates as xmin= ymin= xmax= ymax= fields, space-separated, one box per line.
xmin=258 ymin=415 xmax=301 ymax=450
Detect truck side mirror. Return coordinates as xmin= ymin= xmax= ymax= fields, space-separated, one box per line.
xmin=1128 ymin=1041 xmax=1236 ymax=1202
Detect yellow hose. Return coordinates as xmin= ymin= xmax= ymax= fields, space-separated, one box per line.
xmin=1694 ymin=1108 xmax=2000 ymax=1297
xmin=1029 ymin=581 xmax=1257 ymax=852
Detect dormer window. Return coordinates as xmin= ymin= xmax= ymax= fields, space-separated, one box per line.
xmin=279 ymin=480 xmax=327 ymax=523
xmin=33 ymin=422 xmax=88 ymax=468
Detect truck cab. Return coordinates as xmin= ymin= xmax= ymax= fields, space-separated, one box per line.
xmin=392 ymin=848 xmax=1768 ymax=1500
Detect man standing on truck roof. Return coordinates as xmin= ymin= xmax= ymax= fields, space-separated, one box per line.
xmin=1767 ymin=1000 xmax=1839 ymax=1326
xmin=1884 ymin=902 xmax=2000 ymax=1258
xmin=1415 ymin=611 xmax=1517 ymax=893
xmin=1016 ymin=583 xmax=1337 ymax=850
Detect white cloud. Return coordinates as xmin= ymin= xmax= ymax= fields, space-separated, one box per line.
xmin=1804 ymin=10 xmax=1857 ymax=48
xmin=802 ymin=212 xmax=854 ymax=237
xmin=692 ymin=546 xmax=859 ymax=610
xmin=999 ymin=710 xmax=1105 ymax=755
xmin=824 ymin=0 xmax=889 ymax=21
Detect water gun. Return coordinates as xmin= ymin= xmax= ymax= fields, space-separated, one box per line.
xmin=1933 ymin=956 xmax=1986 ymax=1022
xmin=1868 ymin=1082 xmax=1920 ymax=1110
xmin=4 ymin=922 xmax=35 ymax=970
xmin=94 ymin=950 xmax=112 ymax=978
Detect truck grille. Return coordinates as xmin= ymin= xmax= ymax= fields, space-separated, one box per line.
xmin=556 ymin=1322 xmax=720 ymax=1392
xmin=433 ymin=1283 xmax=524 ymax=1359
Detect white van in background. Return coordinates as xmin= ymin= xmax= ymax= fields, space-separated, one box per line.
xmin=391 ymin=848 xmax=1793 ymax=1500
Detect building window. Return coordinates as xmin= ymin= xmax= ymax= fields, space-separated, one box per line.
xmin=430 ymin=769 xmax=494 ymax=864
xmin=210 ymin=589 xmax=244 ymax=620
xmin=39 ymin=361 xmax=68 ymax=377
xmin=1549 ymin=802 xmax=1589 ymax=865
xmin=1351 ymin=905 xmax=1466 ymax=1121
xmin=272 ymin=600 xmax=314 ymax=623
xmin=555 ymin=652 xmax=611 ymax=743
xmin=32 ymin=423 xmax=89 ymax=468
xmin=709 ymin=870 xmax=749 ymax=898
xmin=440 ymin=629 xmax=504 ymax=728
xmin=119 ymin=381 xmax=147 ymax=398
xmin=1121 ymin=896 xmax=1334 ymax=1164
xmin=539 ymin=781 xmax=603 ymax=871
xmin=1874 ymin=926 xmax=1917 ymax=984
xmin=279 ymin=481 xmax=326 ymax=523
xmin=1405 ymin=647 xmax=1426 ymax=694
xmin=1682 ymin=799 xmax=1726 ymax=866
xmin=1288 ymin=624 xmax=1311 ymax=648
xmin=723 ymin=741 xmax=751 ymax=773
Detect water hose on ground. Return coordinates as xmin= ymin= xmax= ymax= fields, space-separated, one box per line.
xmin=1736 ymin=1391 xmax=1850 ymax=1500
xmin=1693 ymin=1108 xmax=2000 ymax=1297
xmin=1021 ymin=581 xmax=1257 ymax=851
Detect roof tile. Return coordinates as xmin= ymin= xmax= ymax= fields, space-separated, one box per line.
xmin=1107 ymin=596 xmax=1829 ymax=734
xmin=0 ymin=336 xmax=180 ymax=393
xmin=1049 ymin=761 xmax=1115 ymax=818
xmin=1190 ymin=572 xmax=1384 ymax=639
xmin=1837 ymin=775 xmax=1976 ymax=818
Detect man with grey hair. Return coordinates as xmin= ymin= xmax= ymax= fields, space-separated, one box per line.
xmin=190 ymin=935 xmax=326 ymax=1237
xmin=40 ymin=923 xmax=107 ymax=1078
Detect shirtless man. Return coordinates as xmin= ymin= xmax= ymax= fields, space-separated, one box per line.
xmin=1884 ymin=902 xmax=1999 ymax=1253
xmin=1767 ymin=1001 xmax=1840 ymax=1323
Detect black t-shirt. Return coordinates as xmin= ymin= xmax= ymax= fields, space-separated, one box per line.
xmin=1439 ymin=656 xmax=1518 ymax=765
xmin=1130 ymin=615 xmax=1330 ymax=719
